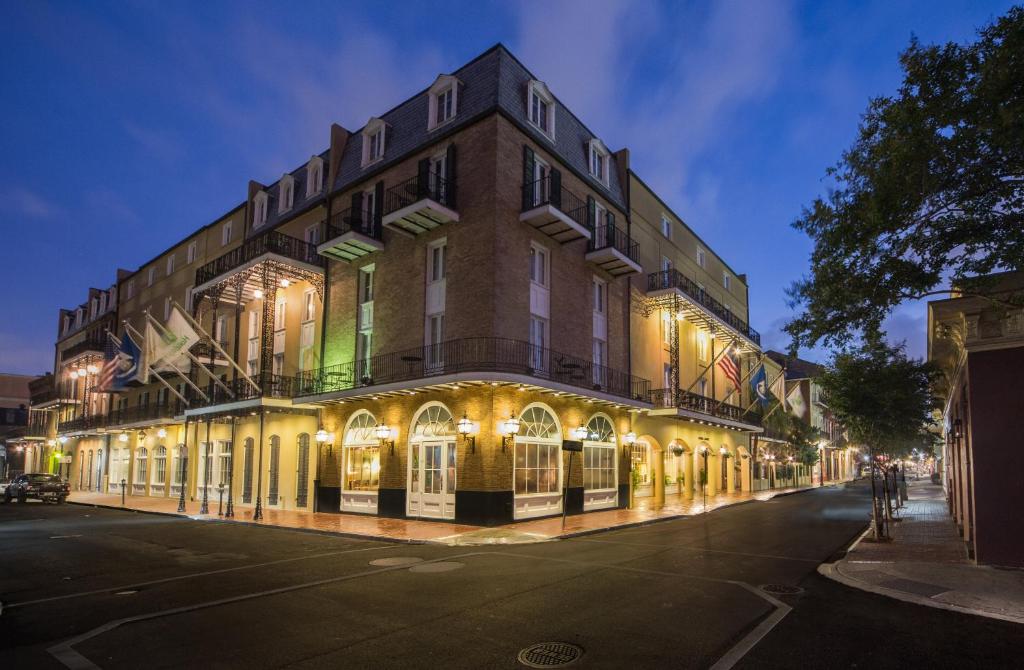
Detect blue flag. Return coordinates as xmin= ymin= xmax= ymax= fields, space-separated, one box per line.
xmin=111 ymin=332 xmax=147 ymax=390
xmin=750 ymin=364 xmax=770 ymax=406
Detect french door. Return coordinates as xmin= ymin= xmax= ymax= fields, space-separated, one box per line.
xmin=407 ymin=440 xmax=456 ymax=519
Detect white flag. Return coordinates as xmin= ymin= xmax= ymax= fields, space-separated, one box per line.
xmin=149 ymin=307 xmax=200 ymax=372
xmin=787 ymin=384 xmax=807 ymax=419
xmin=770 ymin=371 xmax=786 ymax=408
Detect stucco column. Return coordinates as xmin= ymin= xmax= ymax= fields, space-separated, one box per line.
xmin=726 ymin=453 xmax=735 ymax=493
xmin=653 ymin=448 xmax=665 ymax=509
xmin=706 ymin=453 xmax=718 ymax=496
xmin=683 ymin=453 xmax=694 ymax=500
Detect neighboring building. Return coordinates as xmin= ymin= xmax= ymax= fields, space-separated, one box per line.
xmin=928 ymin=271 xmax=1024 ymax=568
xmin=0 ymin=373 xmax=36 ymax=478
xmin=51 ymin=44 xmax=782 ymax=524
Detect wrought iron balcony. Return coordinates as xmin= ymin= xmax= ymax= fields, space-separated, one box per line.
xmin=58 ymin=401 xmax=176 ymax=433
xmin=649 ymin=388 xmax=756 ymax=425
xmin=382 ymin=173 xmax=459 ymax=235
xmin=520 ymin=176 xmax=591 ymax=243
xmin=183 ymin=372 xmax=295 ymax=410
xmin=318 ymin=206 xmax=384 ymax=262
xmin=295 ymin=337 xmax=650 ymax=402
xmin=647 ymin=269 xmax=761 ymax=347
xmin=195 ymin=231 xmax=326 ymax=288
xmin=586 ymin=223 xmax=641 ymax=276
xmin=60 ymin=336 xmax=107 ymax=362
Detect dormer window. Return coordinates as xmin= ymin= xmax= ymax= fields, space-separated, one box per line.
xmin=361 ymin=118 xmax=387 ymax=167
xmin=528 ymin=81 xmax=555 ymax=139
xmin=588 ymin=139 xmax=609 ymax=186
xmin=252 ymin=192 xmax=268 ymax=229
xmin=427 ymin=74 xmax=461 ymax=130
xmin=278 ymin=175 xmax=294 ymax=214
xmin=305 ymin=156 xmax=324 ymax=197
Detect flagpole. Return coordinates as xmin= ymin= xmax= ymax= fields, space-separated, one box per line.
xmin=171 ymin=300 xmax=260 ymax=393
xmin=744 ymin=367 xmax=786 ymax=415
xmin=125 ymin=322 xmax=209 ymax=401
xmin=684 ymin=335 xmax=739 ymax=395
xmin=144 ymin=312 xmax=234 ymax=398
xmin=113 ymin=325 xmax=190 ymax=407
xmin=721 ymin=351 xmax=766 ymax=405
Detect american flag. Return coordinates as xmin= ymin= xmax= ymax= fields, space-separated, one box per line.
xmin=95 ymin=334 xmax=120 ymax=393
xmin=718 ymin=352 xmax=741 ymax=389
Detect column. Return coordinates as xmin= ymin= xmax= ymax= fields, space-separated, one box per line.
xmin=683 ymin=452 xmax=694 ymax=500
xmin=726 ymin=453 xmax=735 ymax=493
xmin=706 ymin=453 xmax=718 ymax=496
xmin=653 ymin=449 xmax=665 ymax=509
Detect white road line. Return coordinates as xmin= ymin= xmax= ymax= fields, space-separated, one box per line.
xmin=46 ymin=551 xmax=490 ymax=670
xmin=9 ymin=543 xmax=397 ymax=609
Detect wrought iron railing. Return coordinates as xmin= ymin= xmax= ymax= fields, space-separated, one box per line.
xmin=59 ymin=402 xmax=176 ymax=433
xmin=61 ymin=336 xmax=108 ymax=362
xmin=647 ymin=269 xmax=761 ymax=345
xmin=295 ymin=337 xmax=650 ymax=402
xmin=324 ymin=206 xmax=382 ymax=241
xmin=195 ymin=231 xmax=326 ymax=285
xmin=588 ymin=223 xmax=639 ymax=262
xmin=649 ymin=388 xmax=755 ymax=423
xmin=383 ymin=172 xmax=456 ymax=216
xmin=522 ymin=176 xmax=588 ymax=228
xmin=184 ymin=372 xmax=294 ymax=409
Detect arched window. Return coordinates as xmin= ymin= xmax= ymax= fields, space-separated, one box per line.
xmin=152 ymin=445 xmax=167 ymax=487
xmin=134 ymin=447 xmax=148 ymax=487
xmin=411 ymin=403 xmax=455 ymax=439
xmin=242 ymin=437 xmax=254 ymax=503
xmin=217 ymin=441 xmax=232 ymax=487
xmin=296 ymin=433 xmax=310 ymax=508
xmin=343 ymin=411 xmax=379 ymax=492
xmin=514 ymin=404 xmax=561 ymax=498
xmin=583 ymin=414 xmax=616 ymax=495
xmin=268 ymin=436 xmax=281 ymax=506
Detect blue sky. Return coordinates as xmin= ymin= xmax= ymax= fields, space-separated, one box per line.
xmin=0 ymin=0 xmax=1014 ymax=375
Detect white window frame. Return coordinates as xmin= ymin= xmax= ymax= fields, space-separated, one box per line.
xmin=166 ymin=254 xmax=175 ymax=276
xmin=592 ymin=278 xmax=607 ymax=314
xmin=361 ymin=118 xmax=387 ymax=167
xmin=661 ymin=215 xmax=672 ymax=239
xmin=278 ymin=175 xmax=295 ymax=214
xmin=164 ymin=297 xmax=171 ymax=320
xmin=697 ymin=247 xmax=706 ymax=268
xmin=126 ymin=279 xmax=135 ymax=300
xmin=527 ymin=80 xmax=555 ymax=139
xmin=305 ymin=224 xmax=321 ymax=246
xmin=529 ymin=243 xmax=549 ymax=288
xmin=588 ymin=139 xmax=609 ymax=186
xmin=222 ymin=220 xmax=234 ymax=246
xmin=187 ymin=241 xmax=197 ymax=264
xmin=723 ymin=271 xmax=731 ymax=290
xmin=305 ymin=156 xmax=324 ymax=197
xmin=253 ymin=191 xmax=268 ymax=230
xmin=427 ymin=75 xmax=461 ymax=131
xmin=147 ymin=267 xmax=155 ymax=287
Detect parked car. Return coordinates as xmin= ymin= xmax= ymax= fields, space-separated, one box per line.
xmin=3 ymin=473 xmax=69 ymax=504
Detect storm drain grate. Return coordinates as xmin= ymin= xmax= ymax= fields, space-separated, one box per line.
xmin=517 ymin=642 xmax=583 ymax=668
xmin=761 ymin=584 xmax=804 ymax=595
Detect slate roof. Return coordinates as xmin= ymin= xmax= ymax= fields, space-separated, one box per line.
xmin=765 ymin=350 xmax=825 ymax=379
xmin=258 ymin=149 xmax=331 ymax=232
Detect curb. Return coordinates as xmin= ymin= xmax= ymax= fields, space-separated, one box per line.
xmin=818 ymin=529 xmax=1024 ymax=626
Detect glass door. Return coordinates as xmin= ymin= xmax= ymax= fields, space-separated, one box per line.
xmin=407 ymin=440 xmax=456 ymax=519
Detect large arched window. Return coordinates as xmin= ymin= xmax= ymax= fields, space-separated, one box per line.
xmin=411 ymin=403 xmax=455 ymax=439
xmin=134 ymin=447 xmax=148 ymax=489
xmin=217 ymin=440 xmax=233 ymax=487
xmin=242 ymin=438 xmax=254 ymax=503
xmin=583 ymin=414 xmax=617 ymax=496
xmin=343 ymin=411 xmax=379 ymax=492
xmin=268 ymin=436 xmax=281 ymax=506
xmin=514 ymin=404 xmax=561 ymax=497
xmin=152 ymin=445 xmax=167 ymax=490
xmin=296 ymin=433 xmax=310 ymax=508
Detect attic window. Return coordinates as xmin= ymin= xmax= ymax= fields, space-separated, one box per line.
xmin=279 ymin=175 xmax=295 ymax=214
xmin=253 ymin=192 xmax=268 ymax=229
xmin=361 ymin=118 xmax=387 ymax=168
xmin=528 ymin=80 xmax=555 ymax=139
xmin=428 ymin=75 xmax=461 ymax=130
xmin=306 ymin=157 xmax=324 ymax=197
xmin=589 ymin=139 xmax=609 ymax=186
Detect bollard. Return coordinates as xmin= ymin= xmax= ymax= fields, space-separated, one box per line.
xmin=120 ymin=478 xmax=126 ymax=506
xmin=218 ymin=484 xmax=225 ymax=516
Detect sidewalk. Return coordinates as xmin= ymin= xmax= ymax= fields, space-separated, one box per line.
xmin=67 ymin=481 xmax=830 ymax=545
xmin=821 ymin=479 xmax=1024 ymax=624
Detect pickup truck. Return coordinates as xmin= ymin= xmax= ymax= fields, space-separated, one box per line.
xmin=3 ymin=473 xmax=70 ymax=504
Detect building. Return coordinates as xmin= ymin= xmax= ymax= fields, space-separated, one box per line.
xmin=928 ymin=271 xmax=1024 ymax=567
xmin=0 ymin=373 xmax=36 ymax=478
xmin=51 ymin=44 xmax=784 ymax=525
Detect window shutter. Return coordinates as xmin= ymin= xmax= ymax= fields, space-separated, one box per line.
xmin=445 ymin=143 xmax=457 ymax=208
xmin=606 ymin=210 xmax=615 ymax=231
xmin=550 ymin=168 xmax=561 ymax=209
xmin=522 ymin=145 xmax=535 ymax=210
xmin=373 ymin=181 xmax=384 ymax=232
xmin=587 ymin=196 xmax=596 ymax=232
xmin=350 ymin=191 xmax=363 ymax=228
xmin=417 ymin=158 xmax=431 ymax=198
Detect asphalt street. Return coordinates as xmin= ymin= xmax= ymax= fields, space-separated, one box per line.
xmin=1 ymin=481 xmax=1021 ymax=669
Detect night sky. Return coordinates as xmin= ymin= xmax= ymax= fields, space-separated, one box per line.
xmin=0 ymin=0 xmax=1014 ymax=375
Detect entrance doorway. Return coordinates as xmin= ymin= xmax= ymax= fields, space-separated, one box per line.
xmin=407 ymin=403 xmax=457 ymax=519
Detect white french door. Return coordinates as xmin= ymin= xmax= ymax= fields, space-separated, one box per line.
xmin=407 ymin=440 xmax=456 ymax=519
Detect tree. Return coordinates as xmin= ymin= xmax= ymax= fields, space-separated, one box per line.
xmin=818 ymin=339 xmax=936 ymax=537
xmin=787 ymin=8 xmax=1024 ymax=350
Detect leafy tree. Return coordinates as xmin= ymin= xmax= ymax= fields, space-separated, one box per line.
xmin=787 ymin=8 xmax=1024 ymax=350
xmin=762 ymin=409 xmax=822 ymax=466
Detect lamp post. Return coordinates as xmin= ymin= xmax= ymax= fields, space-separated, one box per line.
xmin=623 ymin=431 xmax=636 ymax=508
xmin=699 ymin=446 xmax=709 ymax=513
xmin=177 ymin=418 xmax=189 ymax=513
xmin=788 ymin=455 xmax=795 ymax=488
xmin=200 ymin=419 xmax=211 ymax=515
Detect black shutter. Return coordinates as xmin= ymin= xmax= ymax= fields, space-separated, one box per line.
xmin=445 ymin=143 xmax=457 ymax=208
xmin=550 ymin=168 xmax=561 ymax=209
xmin=605 ymin=210 xmax=615 ymax=248
xmin=522 ymin=145 xmax=535 ymax=210
xmin=373 ymin=181 xmax=384 ymax=234
xmin=587 ymin=195 xmax=596 ymax=233
xmin=417 ymin=158 xmax=431 ymax=199
xmin=350 ymin=191 xmax=363 ymax=230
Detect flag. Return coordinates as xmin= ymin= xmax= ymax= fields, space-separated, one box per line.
xmin=148 ymin=307 xmax=200 ymax=373
xmin=718 ymin=352 xmax=741 ymax=389
xmin=787 ymin=384 xmax=807 ymax=419
xmin=770 ymin=369 xmax=787 ymax=409
xmin=95 ymin=334 xmax=120 ymax=393
xmin=111 ymin=332 xmax=147 ymax=390
xmin=750 ymin=364 xmax=770 ymax=406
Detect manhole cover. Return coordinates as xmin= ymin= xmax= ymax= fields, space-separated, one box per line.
xmin=369 ymin=557 xmax=423 ymax=567
xmin=761 ymin=584 xmax=803 ymax=595
xmin=517 ymin=642 xmax=583 ymax=668
xmin=408 ymin=561 xmax=464 ymax=573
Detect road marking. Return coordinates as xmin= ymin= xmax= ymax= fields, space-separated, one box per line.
xmin=46 ymin=551 xmax=489 ymax=669
xmin=49 ymin=535 xmax=83 ymax=539
xmin=8 ymin=543 xmax=397 ymax=609
xmin=570 ymin=536 xmax=822 ymax=563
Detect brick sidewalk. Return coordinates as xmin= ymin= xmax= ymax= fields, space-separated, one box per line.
xmin=67 ymin=482 xmax=825 ymax=545
xmin=825 ymin=480 xmax=1024 ymax=624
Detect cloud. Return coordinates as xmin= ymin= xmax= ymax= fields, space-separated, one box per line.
xmin=85 ymin=189 xmax=139 ymax=224
xmin=7 ymin=186 xmax=62 ymax=220
xmin=123 ymin=122 xmax=184 ymax=162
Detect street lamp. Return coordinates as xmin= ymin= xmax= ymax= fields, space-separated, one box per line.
xmin=788 ymin=455 xmax=795 ymax=488
xmin=375 ymin=424 xmax=396 ymax=452
xmin=572 ymin=425 xmax=589 ymax=441
xmin=699 ymin=445 xmax=709 ymax=512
